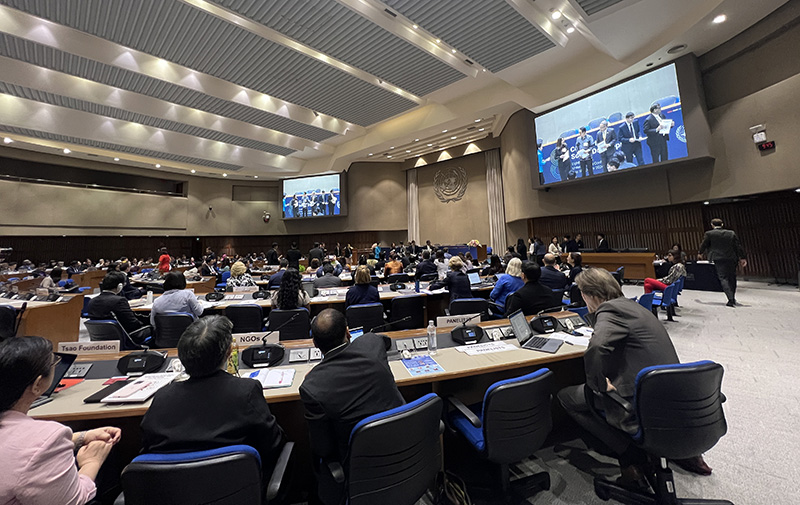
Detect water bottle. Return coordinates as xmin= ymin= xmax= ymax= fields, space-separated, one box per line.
xmin=414 ymin=278 xmax=420 ymax=293
xmin=427 ymin=320 xmax=437 ymax=355
xmin=146 ymin=290 xmax=154 ymax=304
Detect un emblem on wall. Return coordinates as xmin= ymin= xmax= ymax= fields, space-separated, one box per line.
xmin=676 ymin=125 xmax=687 ymax=143
xmin=433 ymin=166 xmax=468 ymax=203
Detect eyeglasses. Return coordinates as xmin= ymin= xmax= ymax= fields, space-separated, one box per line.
xmin=51 ymin=354 xmax=62 ymax=368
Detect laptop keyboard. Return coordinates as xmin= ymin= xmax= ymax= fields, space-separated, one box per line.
xmin=523 ymin=336 xmax=551 ymax=350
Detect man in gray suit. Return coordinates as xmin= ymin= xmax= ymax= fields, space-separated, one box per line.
xmin=699 ymin=218 xmax=747 ymax=307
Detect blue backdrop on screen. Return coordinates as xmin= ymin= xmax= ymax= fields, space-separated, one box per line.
xmin=282 ymin=174 xmax=340 ymax=219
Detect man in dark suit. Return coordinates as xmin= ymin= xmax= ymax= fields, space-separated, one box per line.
xmin=267 ymin=258 xmax=288 ymax=289
xmin=313 ymin=263 xmax=343 ymax=289
xmin=87 ymin=271 xmax=151 ymax=341
xmin=286 ymin=242 xmax=302 ymax=270
xmin=142 ymin=316 xmax=286 ymax=482
xmin=699 ymin=218 xmax=747 ymax=307
xmin=596 ymin=120 xmax=617 ymax=173
xmin=575 ymin=233 xmax=585 ymax=250
xmin=562 ymin=235 xmax=579 ymax=253
xmin=118 ymin=262 xmax=144 ymax=300
xmin=300 ymin=309 xmax=404 ymax=505
xmin=618 ymin=112 xmax=644 ymax=166
xmin=643 ymin=104 xmax=671 ymax=163
xmin=555 ymin=268 xmax=706 ymax=488
xmin=266 ymin=242 xmax=279 ymax=266
xmin=309 ymin=242 xmax=325 ymax=264
xmin=576 ymin=127 xmax=596 ymax=177
xmin=596 ymin=233 xmax=611 ymax=252
xmin=539 ymin=254 xmax=570 ymax=290
xmin=504 ymin=261 xmax=561 ymax=316
xmin=414 ymin=251 xmax=438 ymax=280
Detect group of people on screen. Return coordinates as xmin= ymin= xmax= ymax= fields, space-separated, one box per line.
xmin=283 ymin=188 xmax=340 ymax=218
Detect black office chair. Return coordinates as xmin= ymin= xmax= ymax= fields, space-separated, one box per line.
xmin=226 ymin=304 xmax=266 ymax=333
xmin=610 ymin=266 xmax=625 ymax=287
xmin=389 ymin=295 xmax=425 ymax=330
xmin=449 ymin=298 xmax=490 ymax=320
xmin=387 ymin=273 xmax=410 ymax=283
xmin=446 ymin=369 xmax=553 ymax=501
xmin=268 ymin=308 xmax=310 ymax=340
xmin=0 ymin=303 xmax=24 ymax=341
xmin=568 ymin=283 xmax=586 ymax=307
xmin=419 ymin=273 xmax=438 ymax=282
xmin=153 ymin=312 xmax=195 ymax=348
xmin=85 ymin=319 xmax=152 ymax=351
xmin=346 ymin=303 xmax=386 ymax=332
xmin=116 ymin=443 xmax=294 ymax=505
xmin=551 ymin=288 xmax=566 ymax=303
xmin=592 ymin=361 xmax=731 ymax=505
xmin=466 ymin=267 xmax=482 ymax=274
xmin=328 ymin=393 xmax=443 ymax=505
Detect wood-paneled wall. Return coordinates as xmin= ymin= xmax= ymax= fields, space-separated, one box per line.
xmin=527 ymin=191 xmax=800 ymax=282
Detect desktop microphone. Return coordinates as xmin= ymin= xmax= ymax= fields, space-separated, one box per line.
xmin=369 ymin=316 xmax=412 ymax=333
xmin=450 ymin=311 xmax=486 ymax=345
xmin=240 ymin=313 xmax=300 ymax=368
xmin=537 ymin=305 xmax=566 ymax=316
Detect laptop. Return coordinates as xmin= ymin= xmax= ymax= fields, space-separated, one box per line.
xmin=508 ymin=310 xmax=563 ymax=354
xmin=468 ymin=272 xmax=493 ymax=288
xmin=30 ymin=352 xmax=77 ymax=409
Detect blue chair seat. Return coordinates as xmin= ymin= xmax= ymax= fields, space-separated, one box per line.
xmin=448 ymin=405 xmax=485 ymax=451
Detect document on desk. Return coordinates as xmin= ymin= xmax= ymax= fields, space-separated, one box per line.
xmin=401 ymin=355 xmax=444 ymax=377
xmin=549 ymin=331 xmax=591 ymax=347
xmin=101 ymin=373 xmax=178 ymax=403
xmin=249 ymin=369 xmax=296 ymax=389
xmin=456 ymin=342 xmax=516 ymax=356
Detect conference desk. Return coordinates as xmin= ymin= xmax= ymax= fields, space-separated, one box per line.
xmin=130 ymin=276 xmax=217 ymax=292
xmin=32 ymin=313 xmax=586 ymax=499
xmin=564 ymin=252 xmax=657 ymax=280
xmin=3 ymin=295 xmax=84 ymax=350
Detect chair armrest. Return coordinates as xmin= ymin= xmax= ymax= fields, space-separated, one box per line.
xmin=444 ymin=308 xmax=451 ymax=316
xmin=327 ymin=461 xmax=345 ymax=484
xmin=113 ymin=492 xmax=125 ymax=505
xmin=720 ymin=392 xmax=727 ymax=403
xmin=266 ymin=442 xmax=295 ymax=501
xmin=605 ymin=390 xmax=634 ymax=413
xmin=487 ymin=301 xmax=502 ymax=317
xmin=445 ymin=396 xmax=481 ymax=428
xmin=129 ymin=325 xmax=153 ymax=343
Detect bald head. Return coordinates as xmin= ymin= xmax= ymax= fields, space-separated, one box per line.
xmin=311 ymin=308 xmax=348 ymax=354
xmin=543 ymin=253 xmax=557 ymax=266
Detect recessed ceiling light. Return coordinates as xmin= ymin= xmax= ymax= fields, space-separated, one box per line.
xmin=412 ymin=24 xmax=418 ymax=29
xmin=474 ymin=119 xmax=481 ymax=123
xmin=482 ymin=68 xmax=487 ymax=72
xmin=414 ymin=138 xmax=420 ymax=142
xmin=427 ymin=143 xmax=433 ymax=147
xmin=451 ymin=48 xmax=457 ymax=54
xmin=442 ymin=129 xmax=448 ymax=133
xmin=703 ymin=201 xmax=710 ymax=205
xmin=390 ymin=146 xmax=395 ymax=149
xmin=222 ymin=173 xmax=228 ymax=177
xmin=435 ymin=39 xmax=440 ymax=43
xmin=368 ymin=153 xmax=373 ymax=156
xmin=478 ymin=128 xmax=485 ymax=131
xmin=190 ymin=169 xmax=196 ymax=173
xmin=451 ymin=136 xmax=457 ymax=140
xmin=566 ymin=25 xmax=575 ymax=34
xmin=3 ymin=137 xmax=12 ymax=144
xmin=795 ymin=188 xmax=800 ymax=193
xmin=406 ymin=149 xmax=411 ymax=153
xmin=386 ymin=155 xmax=393 ymax=158
xmin=63 ymin=148 xmax=71 ymax=154
xmin=155 ymin=163 xmax=161 ymax=168
xmin=550 ymin=9 xmax=562 ymax=20
xmin=667 ymin=44 xmax=688 ymax=54
xmin=254 ymin=175 xmax=258 ymax=179
xmin=113 ymin=157 xmax=120 ymax=161
xmin=712 ymin=14 xmax=727 ymax=24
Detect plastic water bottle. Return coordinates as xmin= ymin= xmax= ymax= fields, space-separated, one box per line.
xmin=427 ymin=320 xmax=437 ymax=355
xmin=414 ymin=278 xmax=420 ymax=293
xmin=146 ymin=291 xmax=154 ymax=304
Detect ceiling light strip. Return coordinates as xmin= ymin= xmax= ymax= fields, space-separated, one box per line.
xmin=179 ymin=0 xmax=424 ymax=105
xmin=504 ymin=0 xmax=570 ymax=47
xmin=0 ymin=5 xmax=362 ymax=137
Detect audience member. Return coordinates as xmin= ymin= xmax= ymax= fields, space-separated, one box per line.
xmin=516 ymin=238 xmax=528 ymax=260
xmin=504 ymin=261 xmax=561 ymax=316
xmin=150 ymin=272 xmax=204 ymax=326
xmin=429 ymin=256 xmax=471 ymax=303
xmin=567 ymin=252 xmax=584 ymax=284
xmin=575 ymin=233 xmax=585 ymax=249
xmin=434 ymin=250 xmax=449 ymax=280
xmin=698 ymin=218 xmax=747 ymax=307
xmin=270 ymin=269 xmax=310 ymax=310
xmin=227 ymin=261 xmax=256 ymax=288
xmin=39 ymin=266 xmax=62 ymax=292
xmin=414 ymin=251 xmax=438 ymax=280
xmin=309 ymin=243 xmax=325 ymax=264
xmin=157 ymin=248 xmax=171 ymax=275
xmin=596 ymin=233 xmax=611 ymax=252
xmin=480 ymin=254 xmax=505 ymax=277
xmin=540 ymin=254 xmax=569 ymax=290
xmin=267 ymin=258 xmax=289 ymax=289
xmin=644 ymin=250 xmax=686 ymax=293
xmin=88 ymin=272 xmax=152 ymax=340
xmin=383 ymin=252 xmax=403 ymax=277
xmin=300 ymin=309 xmax=404 ymax=505
xmin=141 ymin=316 xmax=286 ymax=478
xmin=200 ymin=257 xmax=217 ymax=277
xmin=0 ymin=336 xmax=122 ymax=505
xmin=118 ymin=262 xmax=145 ymax=300
xmin=314 ymin=263 xmax=342 ymax=289
xmin=563 ymin=234 xmax=579 ymax=253
xmin=307 ymin=258 xmax=321 ymax=277
xmin=266 ymin=242 xmax=279 ymax=266
xmin=490 ymin=257 xmax=524 ymax=314
xmin=286 ymin=242 xmax=302 ymax=270
xmin=548 ymin=236 xmax=562 ymax=256
xmin=345 ymin=266 xmax=379 ymax=308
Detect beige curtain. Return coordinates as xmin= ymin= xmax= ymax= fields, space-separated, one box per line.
xmin=406 ymin=168 xmax=420 ymax=243
xmin=485 ymin=149 xmax=507 ymax=253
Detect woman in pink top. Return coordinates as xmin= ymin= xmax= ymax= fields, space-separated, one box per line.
xmin=0 ymin=336 xmax=122 ymax=505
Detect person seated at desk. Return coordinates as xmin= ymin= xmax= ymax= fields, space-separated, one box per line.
xmin=414 ymin=250 xmax=438 ymax=280
xmin=504 ymin=261 xmax=561 ymax=316
xmin=306 ymin=258 xmax=321 ymax=277
xmin=429 ymin=256 xmax=471 ymax=303
xmin=643 ymin=249 xmax=686 ymax=294
xmin=267 ymin=258 xmax=289 ymax=289
xmin=89 ymin=272 xmax=152 ymax=339
xmin=316 ymin=258 xmax=343 ymax=278
xmin=480 ymin=254 xmax=505 ymax=277
xmin=66 ymin=260 xmax=81 ymax=279
xmin=357 ymin=255 xmax=376 ymax=275
xmin=540 ymin=254 xmax=569 ymax=290
xmin=227 ymin=261 xmax=257 ymax=289
xmin=200 ymin=257 xmax=218 ymax=277
xmin=314 ymin=263 xmax=342 ymax=289
xmin=300 ymin=309 xmax=404 ymax=505
xmin=490 ymin=257 xmax=524 ymax=315
xmin=0 ymin=336 xmax=122 ymax=505
xmin=345 ymin=266 xmax=379 ymax=308
xmin=433 ymin=250 xmax=449 ymax=280
xmin=39 ymin=266 xmax=62 ymax=293
xmin=118 ymin=262 xmax=145 ymax=300
xmin=556 ymin=268 xmax=713 ymax=488
xmin=270 ymin=269 xmax=310 ymax=310
xmin=141 ymin=316 xmax=286 ymax=480
xmin=150 ymin=272 xmax=204 ymax=327
xmin=566 ymin=252 xmax=584 ymax=284
xmin=383 ymin=252 xmax=403 ymax=277
xmin=548 ymin=236 xmax=562 ymax=257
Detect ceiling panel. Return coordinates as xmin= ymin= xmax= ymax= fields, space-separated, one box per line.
xmin=209 ymin=0 xmax=465 ymax=96
xmin=0 ymin=81 xmax=296 ymax=156
xmin=0 ymin=33 xmax=337 ymax=142
xmin=0 ymin=124 xmax=243 ymax=171
xmin=574 ymin=0 xmax=627 ymax=17
xmin=381 ymin=0 xmax=555 ymax=72
xmin=0 ymin=0 xmax=419 ymax=126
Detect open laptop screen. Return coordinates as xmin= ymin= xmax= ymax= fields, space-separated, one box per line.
xmin=468 ymin=272 xmax=481 ymax=285
xmin=508 ymin=310 xmax=532 ymax=345
xmin=44 ymin=352 xmax=77 ymax=397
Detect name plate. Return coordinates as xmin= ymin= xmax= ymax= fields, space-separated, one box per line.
xmin=233 ymin=286 xmax=259 ymax=293
xmin=234 ymin=332 xmax=278 ymax=347
xmin=58 ymin=341 xmax=120 ymax=354
xmin=436 ymin=313 xmax=481 ymax=328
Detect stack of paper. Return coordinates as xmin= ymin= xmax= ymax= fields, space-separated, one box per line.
xmin=456 ymin=342 xmax=517 ymax=356
xmin=249 ymin=369 xmax=296 ymax=389
xmin=101 ymin=373 xmax=178 ymax=403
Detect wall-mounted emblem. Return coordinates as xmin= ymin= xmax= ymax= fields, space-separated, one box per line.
xmin=433 ymin=166 xmax=468 ymax=203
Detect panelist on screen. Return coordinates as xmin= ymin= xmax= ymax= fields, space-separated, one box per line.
xmin=576 ymin=127 xmax=596 ymax=178
xmin=596 ymin=120 xmax=617 ymax=174
xmin=618 ymin=112 xmax=645 ymax=166
xmin=643 ymin=103 xmax=672 ymax=163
